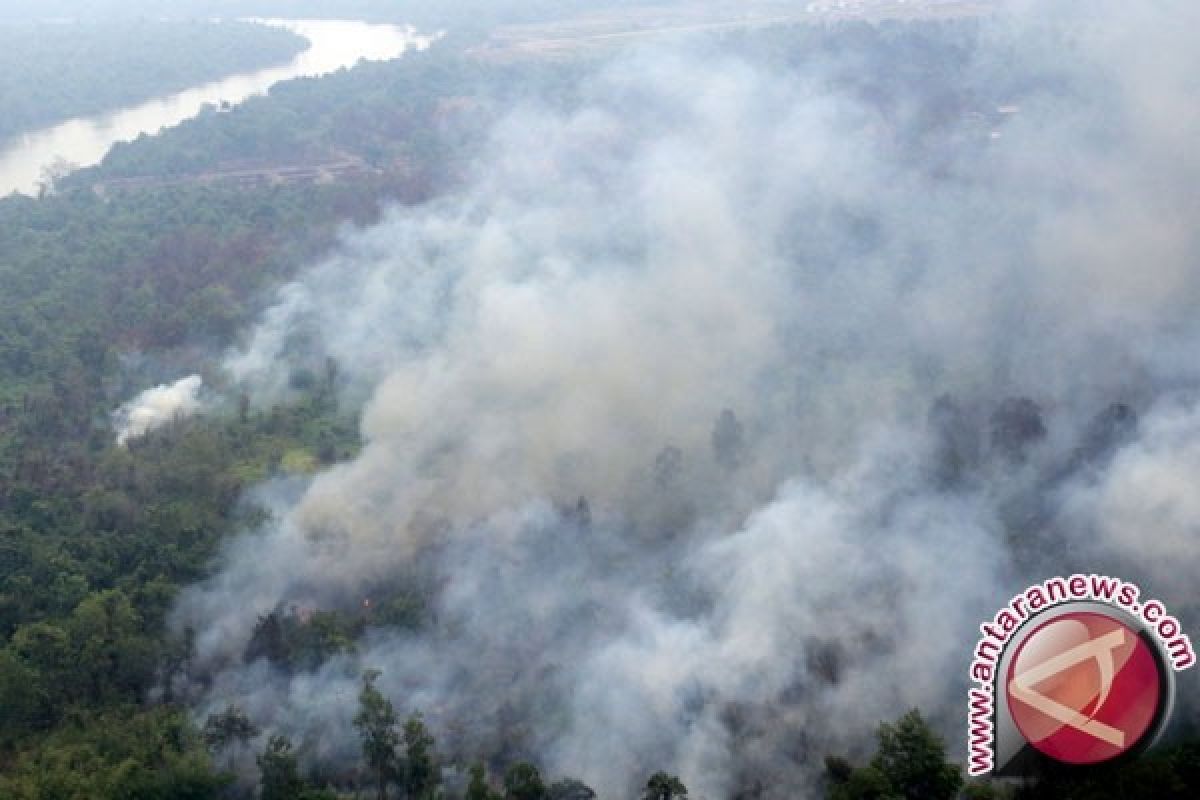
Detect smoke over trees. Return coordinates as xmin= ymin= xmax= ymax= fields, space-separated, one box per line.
xmin=3 ymin=1 xmax=1200 ymax=798
xmin=158 ymin=2 xmax=1200 ymax=797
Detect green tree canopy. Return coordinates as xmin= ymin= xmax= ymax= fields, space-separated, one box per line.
xmin=825 ymin=710 xmax=961 ymax=800
xmin=505 ymin=762 xmax=548 ymax=800
xmin=402 ymin=711 xmax=440 ymax=800
xmin=643 ymin=771 xmax=689 ymax=800
xmin=354 ymin=669 xmax=400 ymax=800
xmin=467 ymin=762 xmax=504 ymax=800
xmin=258 ymin=734 xmax=305 ymax=800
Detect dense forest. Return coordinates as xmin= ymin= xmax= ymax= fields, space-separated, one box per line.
xmin=0 ymin=26 xmax=587 ymax=797
xmin=1 ymin=5 xmax=1199 ymax=799
xmin=0 ymin=180 xmax=381 ymax=798
xmin=0 ymin=20 xmax=305 ymax=146
xmin=64 ymin=36 xmax=591 ymax=187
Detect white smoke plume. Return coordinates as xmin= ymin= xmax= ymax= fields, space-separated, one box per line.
xmin=173 ymin=1 xmax=1200 ymax=796
xmin=113 ymin=374 xmax=203 ymax=446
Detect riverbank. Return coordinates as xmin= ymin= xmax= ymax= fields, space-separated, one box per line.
xmin=0 ymin=19 xmax=425 ymax=197
xmin=0 ymin=20 xmax=306 ymax=149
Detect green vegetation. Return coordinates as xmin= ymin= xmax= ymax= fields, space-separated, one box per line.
xmin=355 ymin=669 xmax=402 ymax=800
xmin=0 ymin=706 xmax=230 ymax=800
xmin=825 ymin=711 xmax=1200 ymax=800
xmin=642 ymin=772 xmax=688 ymax=799
xmin=0 ymin=29 xmax=587 ymax=794
xmin=70 ymin=40 xmax=586 ymax=190
xmin=0 ymin=20 xmax=305 ymax=146
xmin=825 ymin=710 xmax=963 ymax=800
xmin=1013 ymin=740 xmax=1200 ymax=800
xmin=0 ymin=33 xmax=515 ymax=796
xmin=0 ymin=175 xmax=375 ymax=799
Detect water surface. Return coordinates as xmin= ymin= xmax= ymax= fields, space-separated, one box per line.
xmin=0 ymin=19 xmax=427 ymax=196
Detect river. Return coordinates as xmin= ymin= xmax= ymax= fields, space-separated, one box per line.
xmin=0 ymin=19 xmax=429 ymax=197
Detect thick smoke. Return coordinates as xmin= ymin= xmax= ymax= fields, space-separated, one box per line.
xmin=113 ymin=374 xmax=203 ymax=446
xmin=175 ymin=2 xmax=1200 ymax=796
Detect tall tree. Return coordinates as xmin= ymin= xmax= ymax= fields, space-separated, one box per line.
xmin=504 ymin=762 xmax=548 ymax=800
xmin=401 ymin=712 xmax=439 ymax=799
xmin=871 ymin=710 xmax=962 ymax=800
xmin=354 ymin=669 xmax=400 ymax=800
xmin=202 ymin=704 xmax=259 ymax=752
xmin=467 ymin=762 xmax=500 ymax=800
xmin=824 ymin=710 xmax=961 ymax=800
xmin=258 ymin=734 xmax=304 ymax=800
xmin=642 ymin=772 xmax=688 ymax=800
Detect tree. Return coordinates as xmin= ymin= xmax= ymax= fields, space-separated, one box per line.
xmin=642 ymin=772 xmax=688 ymax=800
xmin=824 ymin=710 xmax=960 ymax=800
xmin=244 ymin=611 xmax=290 ymax=669
xmin=354 ymin=669 xmax=400 ymax=800
xmin=548 ymin=777 xmax=596 ymax=800
xmin=0 ymin=649 xmax=43 ymax=742
xmin=467 ymin=762 xmax=501 ymax=800
xmin=258 ymin=734 xmax=304 ymax=800
xmin=827 ymin=762 xmax=897 ymax=800
xmin=1013 ymin=739 xmax=1200 ymax=799
xmin=870 ymin=710 xmax=961 ymax=800
xmin=962 ymin=782 xmax=1007 ymax=800
xmin=504 ymin=762 xmax=547 ymax=800
xmin=401 ymin=712 xmax=439 ymax=800
xmin=0 ymin=706 xmax=229 ymax=800
xmin=202 ymin=704 xmax=259 ymax=752
xmin=66 ymin=589 xmax=156 ymax=703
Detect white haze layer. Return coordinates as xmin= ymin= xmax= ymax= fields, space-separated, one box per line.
xmin=113 ymin=374 xmax=203 ymax=446
xmin=175 ymin=2 xmax=1200 ymax=796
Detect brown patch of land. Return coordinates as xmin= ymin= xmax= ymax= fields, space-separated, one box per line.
xmin=470 ymin=0 xmax=999 ymax=61
xmin=92 ymin=154 xmax=384 ymax=195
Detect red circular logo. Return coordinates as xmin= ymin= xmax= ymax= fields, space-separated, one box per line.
xmin=1006 ymin=611 xmax=1163 ymax=765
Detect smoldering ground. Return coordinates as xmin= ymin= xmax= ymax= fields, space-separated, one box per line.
xmin=113 ymin=374 xmax=204 ymax=446
xmin=167 ymin=2 xmax=1200 ymax=796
